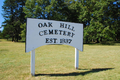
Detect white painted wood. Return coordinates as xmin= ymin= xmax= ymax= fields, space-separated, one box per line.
xmin=26 ymin=18 xmax=83 ymax=53
xmin=31 ymin=49 xmax=35 ymax=76
xmin=75 ymin=48 xmax=79 ymax=69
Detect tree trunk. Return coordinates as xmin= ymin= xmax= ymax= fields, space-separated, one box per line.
xmin=12 ymin=36 xmax=14 ymax=42
xmin=96 ymin=38 xmax=99 ymax=43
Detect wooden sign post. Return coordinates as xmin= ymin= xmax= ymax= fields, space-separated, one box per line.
xmin=75 ymin=48 xmax=79 ymax=69
xmin=26 ymin=18 xmax=83 ymax=76
xmin=31 ymin=50 xmax=35 ymax=76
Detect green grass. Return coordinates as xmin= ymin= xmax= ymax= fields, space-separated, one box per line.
xmin=0 ymin=39 xmax=120 ymax=80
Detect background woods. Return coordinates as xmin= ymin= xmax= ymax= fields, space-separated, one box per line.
xmin=0 ymin=0 xmax=120 ymax=43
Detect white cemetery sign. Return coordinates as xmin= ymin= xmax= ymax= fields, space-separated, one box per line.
xmin=26 ymin=18 xmax=83 ymax=76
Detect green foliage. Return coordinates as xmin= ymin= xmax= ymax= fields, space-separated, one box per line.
xmin=1 ymin=0 xmax=120 ymax=43
xmin=24 ymin=0 xmax=69 ymax=20
xmin=20 ymin=23 xmax=26 ymax=39
xmin=2 ymin=0 xmax=26 ymax=42
xmin=0 ymin=30 xmax=2 ymax=39
xmin=78 ymin=0 xmax=120 ymax=43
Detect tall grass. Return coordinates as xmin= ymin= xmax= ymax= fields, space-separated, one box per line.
xmin=0 ymin=39 xmax=120 ymax=80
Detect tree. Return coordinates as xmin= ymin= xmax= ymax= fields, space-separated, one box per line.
xmin=22 ymin=0 xmax=70 ymax=39
xmin=2 ymin=0 xmax=26 ymax=42
xmin=22 ymin=0 xmax=120 ymax=43
xmin=24 ymin=0 xmax=70 ymax=20
xmin=77 ymin=0 xmax=119 ymax=43
xmin=0 ymin=32 xmax=1 ymax=38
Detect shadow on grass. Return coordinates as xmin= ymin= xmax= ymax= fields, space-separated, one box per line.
xmin=35 ymin=68 xmax=114 ymax=77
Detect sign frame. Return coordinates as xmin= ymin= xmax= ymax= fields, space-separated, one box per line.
xmin=26 ymin=18 xmax=83 ymax=76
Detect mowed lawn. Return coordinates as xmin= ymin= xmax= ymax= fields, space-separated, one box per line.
xmin=0 ymin=39 xmax=120 ymax=80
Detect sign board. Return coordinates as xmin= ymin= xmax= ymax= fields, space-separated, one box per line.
xmin=26 ymin=18 xmax=83 ymax=76
xmin=26 ymin=18 xmax=83 ymax=52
